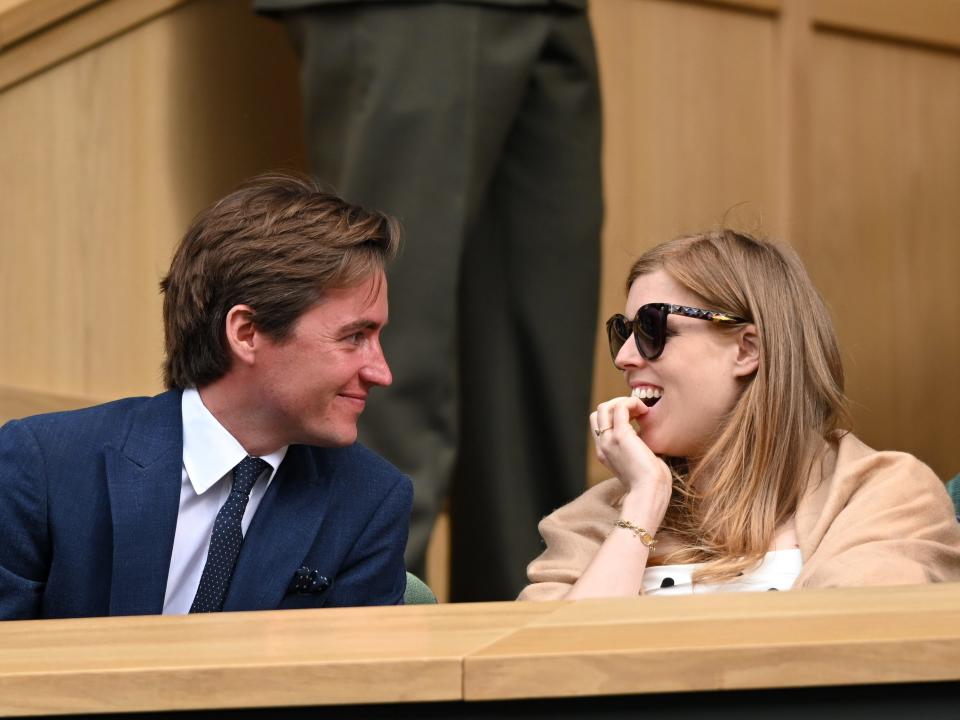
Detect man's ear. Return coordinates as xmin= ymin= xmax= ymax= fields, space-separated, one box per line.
xmin=225 ymin=304 xmax=257 ymax=367
xmin=733 ymin=323 xmax=760 ymax=378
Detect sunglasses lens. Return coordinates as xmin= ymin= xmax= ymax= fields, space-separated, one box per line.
xmin=606 ymin=315 xmax=630 ymax=361
xmin=635 ymin=305 xmax=664 ymax=359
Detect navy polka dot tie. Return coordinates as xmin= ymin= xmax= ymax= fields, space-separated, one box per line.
xmin=190 ymin=456 xmax=271 ymax=613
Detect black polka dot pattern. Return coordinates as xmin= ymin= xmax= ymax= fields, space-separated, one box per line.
xmin=189 ymin=456 xmax=270 ymax=613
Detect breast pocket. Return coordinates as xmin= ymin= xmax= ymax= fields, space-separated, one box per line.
xmin=280 ymin=566 xmax=333 ymax=609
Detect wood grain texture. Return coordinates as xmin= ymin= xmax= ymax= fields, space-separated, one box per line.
xmin=587 ymin=0 xmax=782 ymax=485
xmin=525 ymin=581 xmax=960 ymax=625
xmin=0 ymin=0 xmax=99 ymax=49
xmin=3 ymin=586 xmax=959 ymax=715
xmin=665 ymin=0 xmax=781 ymax=15
xmin=0 ymin=385 xmax=100 ymax=423
xmin=0 ymin=0 xmax=306 ymax=400
xmin=776 ymin=0 xmax=812 ymax=240
xmin=426 ymin=507 xmax=451 ymax=603
xmin=793 ymin=29 xmax=960 ymax=479
xmin=813 ymin=0 xmax=960 ymax=50
xmin=465 ymin=584 xmax=960 ymax=700
xmin=0 ymin=602 xmax=558 ymax=715
xmin=0 ymin=0 xmax=189 ymax=91
xmin=585 ymin=0 xmax=960 ymax=486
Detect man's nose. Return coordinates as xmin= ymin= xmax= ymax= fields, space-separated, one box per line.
xmin=361 ymin=344 xmax=392 ymax=387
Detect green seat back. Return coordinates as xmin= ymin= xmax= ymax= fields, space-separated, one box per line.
xmin=404 ymin=572 xmax=438 ymax=604
xmin=947 ymin=474 xmax=960 ymax=521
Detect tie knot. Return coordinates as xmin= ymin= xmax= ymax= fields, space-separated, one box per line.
xmin=231 ymin=456 xmax=271 ymax=497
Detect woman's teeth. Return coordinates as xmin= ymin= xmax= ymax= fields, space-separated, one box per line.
xmin=632 ymin=386 xmax=662 ymax=407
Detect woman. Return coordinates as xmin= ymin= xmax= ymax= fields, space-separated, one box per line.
xmin=520 ymin=230 xmax=960 ymax=600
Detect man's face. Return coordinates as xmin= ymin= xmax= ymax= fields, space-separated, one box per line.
xmin=251 ymin=272 xmax=391 ymax=447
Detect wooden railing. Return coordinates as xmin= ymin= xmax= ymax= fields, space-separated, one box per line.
xmin=1 ymin=583 xmax=959 ymax=716
xmin=0 ymin=384 xmax=100 ymax=424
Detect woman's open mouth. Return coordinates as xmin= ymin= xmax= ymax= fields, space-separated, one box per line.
xmin=631 ymin=386 xmax=662 ymax=408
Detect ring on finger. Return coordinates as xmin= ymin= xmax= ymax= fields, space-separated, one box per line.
xmin=594 ymin=425 xmax=613 ymax=437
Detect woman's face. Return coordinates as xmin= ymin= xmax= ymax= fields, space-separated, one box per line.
xmin=616 ymin=270 xmax=754 ymax=459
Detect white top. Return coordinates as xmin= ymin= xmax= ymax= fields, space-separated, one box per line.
xmin=162 ymin=388 xmax=288 ymax=615
xmin=642 ymin=548 xmax=803 ymax=595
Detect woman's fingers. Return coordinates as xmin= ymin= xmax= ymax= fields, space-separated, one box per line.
xmin=589 ymin=409 xmax=607 ymax=465
xmin=589 ymin=396 xmax=670 ymax=494
xmin=592 ymin=396 xmax=646 ymax=468
xmin=595 ymin=397 xmax=647 ymax=434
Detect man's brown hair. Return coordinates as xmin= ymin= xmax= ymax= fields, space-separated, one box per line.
xmin=160 ymin=171 xmax=400 ymax=389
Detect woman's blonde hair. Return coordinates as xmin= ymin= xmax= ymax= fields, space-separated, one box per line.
xmin=627 ymin=229 xmax=850 ymax=581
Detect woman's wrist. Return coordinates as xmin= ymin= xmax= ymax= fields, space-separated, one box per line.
xmin=621 ymin=487 xmax=668 ymax=529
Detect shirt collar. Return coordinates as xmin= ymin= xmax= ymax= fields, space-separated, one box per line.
xmin=181 ymin=387 xmax=288 ymax=495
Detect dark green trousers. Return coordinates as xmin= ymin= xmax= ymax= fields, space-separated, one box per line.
xmin=281 ymin=2 xmax=602 ymax=601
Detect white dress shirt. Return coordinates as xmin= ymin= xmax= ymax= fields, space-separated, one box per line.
xmin=162 ymin=388 xmax=288 ymax=615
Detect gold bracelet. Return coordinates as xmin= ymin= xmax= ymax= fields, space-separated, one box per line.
xmin=614 ymin=519 xmax=657 ymax=548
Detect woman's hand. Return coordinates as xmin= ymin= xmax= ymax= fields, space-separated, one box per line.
xmin=562 ymin=397 xmax=674 ymax=600
xmin=590 ymin=397 xmax=672 ymax=528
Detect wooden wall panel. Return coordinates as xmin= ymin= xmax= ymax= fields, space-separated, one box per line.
xmin=794 ymin=29 xmax=960 ymax=479
xmin=588 ymin=0 xmax=782 ymax=484
xmin=0 ymin=0 xmax=306 ymax=399
xmin=0 ymin=38 xmax=178 ymax=396
xmin=812 ymin=0 xmax=960 ymax=50
xmin=0 ymin=385 xmax=99 ymax=425
xmin=0 ymin=0 xmax=99 ymax=49
xmin=588 ymin=0 xmax=960 ymax=484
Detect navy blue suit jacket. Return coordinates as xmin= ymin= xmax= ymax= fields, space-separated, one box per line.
xmin=0 ymin=390 xmax=412 ymax=620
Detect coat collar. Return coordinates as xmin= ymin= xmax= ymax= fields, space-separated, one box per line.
xmin=105 ymin=390 xmax=183 ymax=616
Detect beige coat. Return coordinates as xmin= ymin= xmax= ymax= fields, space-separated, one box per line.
xmin=520 ymin=433 xmax=960 ymax=601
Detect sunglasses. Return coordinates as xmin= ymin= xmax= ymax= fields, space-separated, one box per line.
xmin=606 ymin=303 xmax=747 ymax=363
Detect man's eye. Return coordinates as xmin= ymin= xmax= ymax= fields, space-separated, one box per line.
xmin=347 ymin=332 xmax=365 ymax=345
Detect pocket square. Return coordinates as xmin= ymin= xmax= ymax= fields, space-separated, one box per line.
xmin=288 ymin=566 xmax=331 ymax=595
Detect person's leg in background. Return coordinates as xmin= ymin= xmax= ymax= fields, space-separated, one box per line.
xmin=453 ymin=8 xmax=602 ymax=600
xmin=282 ymin=4 xmax=524 ymax=582
xmin=281 ymin=3 xmax=601 ymax=599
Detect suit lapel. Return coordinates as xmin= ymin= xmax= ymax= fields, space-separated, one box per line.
xmin=106 ymin=391 xmax=183 ymax=616
xmin=224 ymin=445 xmax=331 ymax=611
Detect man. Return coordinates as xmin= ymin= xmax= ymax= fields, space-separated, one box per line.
xmin=0 ymin=172 xmax=411 ymax=619
xmin=256 ymin=0 xmax=602 ymax=600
